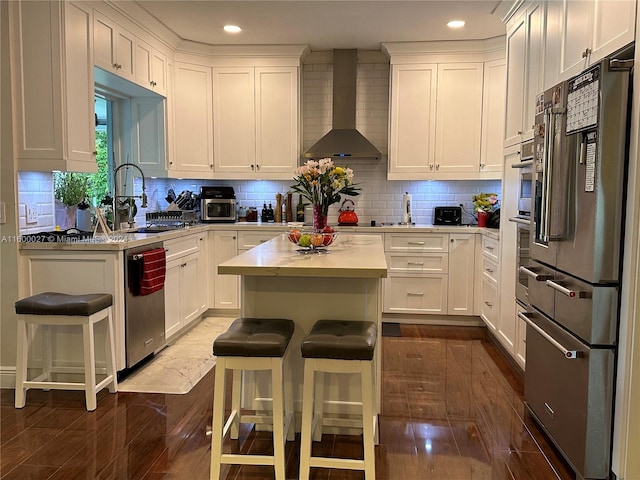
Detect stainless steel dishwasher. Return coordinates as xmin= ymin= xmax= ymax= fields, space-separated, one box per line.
xmin=124 ymin=242 xmax=166 ymax=369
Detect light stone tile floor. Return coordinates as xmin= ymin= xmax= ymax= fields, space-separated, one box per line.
xmin=117 ymin=316 xmax=236 ymax=394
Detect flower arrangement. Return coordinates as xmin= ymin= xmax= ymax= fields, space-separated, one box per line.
xmin=472 ymin=193 xmax=499 ymax=213
xmin=290 ymin=158 xmax=359 ymax=228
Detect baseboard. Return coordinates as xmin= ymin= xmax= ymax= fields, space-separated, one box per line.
xmin=0 ymin=366 xmax=16 ymax=389
xmin=382 ymin=313 xmax=484 ymax=327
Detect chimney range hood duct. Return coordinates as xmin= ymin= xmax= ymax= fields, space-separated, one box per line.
xmin=304 ymin=49 xmax=382 ymax=160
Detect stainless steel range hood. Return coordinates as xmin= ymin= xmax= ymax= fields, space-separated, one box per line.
xmin=304 ymin=49 xmax=382 ymax=160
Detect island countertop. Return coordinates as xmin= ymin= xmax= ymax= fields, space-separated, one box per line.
xmin=218 ymin=233 xmax=388 ymax=278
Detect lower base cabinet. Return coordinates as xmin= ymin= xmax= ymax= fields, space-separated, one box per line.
xmin=384 ymin=274 xmax=448 ymax=313
xmin=480 ymin=279 xmax=498 ymax=331
xmin=212 ymin=231 xmax=239 ymax=309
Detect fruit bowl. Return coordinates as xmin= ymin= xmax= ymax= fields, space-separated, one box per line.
xmin=287 ymin=228 xmax=337 ymax=252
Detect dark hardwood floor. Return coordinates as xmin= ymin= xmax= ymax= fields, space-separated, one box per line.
xmin=0 ymin=324 xmax=576 ymax=479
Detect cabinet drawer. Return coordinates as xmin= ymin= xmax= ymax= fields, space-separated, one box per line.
xmin=385 ymin=233 xmax=449 ymax=252
xmin=480 ymin=279 xmax=498 ymax=330
xmin=164 ymin=234 xmax=200 ymax=261
xmin=383 ymin=274 xmax=448 ymax=314
xmin=386 ymin=253 xmax=448 ymax=273
xmin=237 ymin=231 xmax=281 ymax=250
xmin=481 ymin=256 xmax=499 ymax=283
xmin=482 ymin=236 xmax=499 ymax=261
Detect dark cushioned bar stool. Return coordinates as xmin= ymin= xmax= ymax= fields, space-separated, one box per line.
xmin=14 ymin=292 xmax=117 ymax=411
xmin=299 ymin=319 xmax=378 ymax=480
xmin=210 ymin=317 xmax=295 ymax=480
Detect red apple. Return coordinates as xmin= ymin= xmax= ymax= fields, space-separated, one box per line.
xmin=288 ymin=229 xmax=301 ymax=243
xmin=322 ymin=233 xmax=334 ymax=246
xmin=322 ymin=225 xmax=335 ymax=234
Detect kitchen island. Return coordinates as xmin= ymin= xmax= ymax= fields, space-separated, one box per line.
xmin=217 ymin=233 xmax=388 ymax=429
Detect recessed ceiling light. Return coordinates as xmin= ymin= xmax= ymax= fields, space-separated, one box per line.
xmin=223 ymin=25 xmax=242 ymax=33
xmin=447 ymin=20 xmax=466 ymax=28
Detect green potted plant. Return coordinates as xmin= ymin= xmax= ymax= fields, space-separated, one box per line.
xmin=54 ymin=173 xmax=88 ymax=230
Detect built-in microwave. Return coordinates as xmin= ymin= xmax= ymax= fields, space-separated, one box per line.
xmin=512 ymin=140 xmax=534 ymax=216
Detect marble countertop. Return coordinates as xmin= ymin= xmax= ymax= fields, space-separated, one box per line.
xmin=218 ymin=234 xmax=388 ymax=278
xmin=18 ymin=222 xmax=498 ymax=251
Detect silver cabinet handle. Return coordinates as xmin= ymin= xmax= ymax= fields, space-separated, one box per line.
xmin=484 ymin=301 xmax=493 ymax=307
xmin=407 ymin=292 xmax=424 ymax=296
xmin=485 ymin=246 xmax=494 ymax=251
xmin=518 ymin=312 xmax=581 ymax=359
xmin=511 ymin=160 xmax=534 ymax=169
xmin=408 ymin=241 xmax=425 ymax=246
xmin=407 ymin=261 xmax=424 ymax=266
xmin=485 ymin=268 xmax=494 ymax=274
xmin=545 ymin=280 xmax=589 ymax=298
xmin=519 ymin=266 xmax=553 ymax=281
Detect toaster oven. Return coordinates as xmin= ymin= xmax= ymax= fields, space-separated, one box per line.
xmin=433 ymin=206 xmax=462 ymax=225
xmin=200 ymin=186 xmax=236 ymax=223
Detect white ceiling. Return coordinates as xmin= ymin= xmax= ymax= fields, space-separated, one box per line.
xmin=134 ymin=1 xmax=509 ymax=51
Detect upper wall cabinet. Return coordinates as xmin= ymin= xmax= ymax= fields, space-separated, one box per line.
xmin=384 ymin=38 xmax=506 ymax=181
xmin=9 ymin=1 xmax=96 ymax=172
xmin=93 ymin=11 xmax=135 ymax=83
xmin=212 ymin=65 xmax=300 ymax=179
xmin=503 ymin=1 xmax=544 ymax=147
xmin=550 ymin=0 xmax=636 ymax=81
xmin=170 ymin=61 xmax=214 ymax=177
xmin=135 ymin=38 xmax=168 ymax=96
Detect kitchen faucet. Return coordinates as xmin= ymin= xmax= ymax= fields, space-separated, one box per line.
xmin=113 ymin=163 xmax=148 ymax=229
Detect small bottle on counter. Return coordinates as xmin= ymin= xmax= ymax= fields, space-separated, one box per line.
xmin=296 ymin=195 xmax=305 ymax=222
xmin=285 ymin=192 xmax=293 ymax=222
xmin=261 ymin=203 xmax=268 ymax=222
xmin=267 ymin=203 xmax=275 ymax=222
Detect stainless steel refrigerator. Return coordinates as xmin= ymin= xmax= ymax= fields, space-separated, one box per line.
xmin=520 ymin=53 xmax=633 ymax=480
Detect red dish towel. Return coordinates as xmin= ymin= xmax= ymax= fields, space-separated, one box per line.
xmin=139 ymin=248 xmax=166 ymax=296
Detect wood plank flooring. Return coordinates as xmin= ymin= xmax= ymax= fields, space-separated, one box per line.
xmin=0 ymin=324 xmax=576 ymax=479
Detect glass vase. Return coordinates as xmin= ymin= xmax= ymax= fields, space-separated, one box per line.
xmin=313 ymin=204 xmax=327 ymax=231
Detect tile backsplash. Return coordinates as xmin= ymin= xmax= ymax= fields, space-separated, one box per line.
xmin=17 ymin=51 xmax=501 ymax=233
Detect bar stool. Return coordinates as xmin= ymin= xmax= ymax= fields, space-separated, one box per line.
xmin=14 ymin=292 xmax=117 ymax=411
xmin=299 ymin=319 xmax=378 ymax=480
xmin=210 ymin=317 xmax=295 ymax=480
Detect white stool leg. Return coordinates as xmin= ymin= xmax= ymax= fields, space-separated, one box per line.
xmin=284 ymin=350 xmax=295 ymax=442
xmin=270 ymin=357 xmax=286 ymax=480
xmin=15 ymin=318 xmax=28 ymax=408
xmin=42 ymin=324 xmax=52 ymax=388
xmin=299 ymin=359 xmax=315 ymax=480
xmin=361 ymin=360 xmax=376 ymax=480
xmin=103 ymin=308 xmax=118 ymax=393
xmin=230 ymin=368 xmax=241 ymax=440
xmin=312 ymin=370 xmax=324 ymax=442
xmin=210 ymin=357 xmax=227 ymax=480
xmin=82 ymin=322 xmax=97 ymax=411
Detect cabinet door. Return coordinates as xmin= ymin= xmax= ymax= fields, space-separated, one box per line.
xmin=448 ymin=233 xmax=476 ymax=315
xmin=255 ymin=66 xmax=299 ymax=175
xmin=130 ymin=97 xmax=166 ymax=177
xmin=150 ymin=49 xmax=168 ymax=96
xmin=504 ymin=11 xmax=527 ymax=147
xmin=435 ymin=63 xmax=483 ymax=174
xmin=480 ymin=279 xmax=498 ymax=331
xmin=384 ymin=274 xmax=448 ymax=314
xmin=524 ymin=2 xmax=544 ymax=141
xmin=181 ymin=254 xmax=201 ymax=326
xmin=480 ymin=59 xmax=506 ymax=172
xmin=590 ymin=0 xmax=636 ymax=64
xmin=559 ymin=0 xmax=593 ymax=79
xmin=93 ymin=12 xmax=117 ymax=73
xmin=172 ymin=62 xmax=213 ymax=175
xmin=114 ymin=27 xmax=135 ymax=82
xmin=134 ymin=39 xmax=153 ymax=89
xmin=10 ymin=1 xmax=95 ymax=172
xmin=164 ymin=260 xmax=183 ymax=339
xmin=213 ymin=67 xmax=256 ymax=174
xmin=388 ymin=64 xmax=437 ymax=177
xmin=213 ymin=231 xmax=239 ymax=309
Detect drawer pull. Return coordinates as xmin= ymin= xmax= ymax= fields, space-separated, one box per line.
xmin=546 ymin=280 xmax=589 ymax=298
xmin=485 ymin=246 xmax=494 ymax=251
xmin=544 ymin=402 xmax=555 ymax=418
xmin=519 ymin=266 xmax=553 ymax=281
xmin=407 ymin=261 xmax=424 ymax=266
xmin=484 ymin=301 xmax=493 ymax=307
xmin=485 ymin=268 xmax=494 ymax=274
xmin=408 ymin=241 xmax=425 ymax=246
xmin=407 ymin=292 xmax=424 ymax=296
xmin=518 ymin=312 xmax=581 ymax=359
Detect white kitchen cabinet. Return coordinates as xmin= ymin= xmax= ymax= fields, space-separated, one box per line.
xmin=480 ymin=279 xmax=499 ymax=332
xmin=212 ymin=66 xmax=299 ymax=179
xmin=515 ymin=302 xmax=527 ymax=370
xmin=384 ymin=274 xmax=448 ymax=314
xmin=164 ymin=233 xmax=207 ymax=339
xmin=388 ymin=63 xmax=438 ymax=177
xmin=212 ymin=231 xmax=239 ymax=310
xmin=170 ymin=61 xmax=214 ymax=177
xmin=134 ymin=38 xmax=168 ymax=96
xmin=448 ymin=233 xmax=476 ymax=315
xmin=130 ymin=97 xmax=167 ymax=177
xmin=237 ymin=231 xmax=282 ymax=250
xmin=93 ymin=10 xmax=135 ymax=82
xmin=557 ymin=0 xmax=635 ymax=80
xmin=504 ymin=1 xmax=544 ymax=147
xmin=9 ymin=1 xmax=96 ymax=173
xmin=434 ymin=63 xmax=484 ymax=175
xmin=480 ymin=59 xmax=506 ymax=172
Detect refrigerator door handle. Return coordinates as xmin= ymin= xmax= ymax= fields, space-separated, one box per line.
xmin=545 ymin=279 xmax=591 ymax=298
xmin=519 ymin=312 xmax=582 ymax=359
xmin=541 ymin=109 xmax=554 ymax=242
